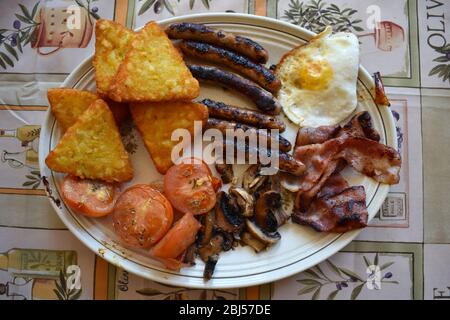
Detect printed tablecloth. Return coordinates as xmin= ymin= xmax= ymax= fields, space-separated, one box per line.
xmin=0 ymin=0 xmax=448 ymax=300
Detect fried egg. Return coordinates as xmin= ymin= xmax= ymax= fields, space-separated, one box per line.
xmin=276 ymin=27 xmax=359 ymax=127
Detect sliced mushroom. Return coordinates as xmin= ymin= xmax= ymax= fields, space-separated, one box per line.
xmin=241 ymin=232 xmax=266 ymax=253
xmin=199 ymin=210 xmax=215 ymax=246
xmin=242 ymin=165 xmax=268 ymax=193
xmin=245 ymin=219 xmax=281 ymax=245
xmin=229 ymin=186 xmax=254 ymax=218
xmin=183 ymin=244 xmax=197 ymax=266
xmin=198 ymin=233 xmax=224 ymax=262
xmin=219 ymin=230 xmax=234 ymax=251
xmin=203 ymin=255 xmax=219 ymax=281
xmin=255 ymin=190 xmax=289 ymax=232
xmin=215 ymin=163 xmax=234 ymax=184
xmin=214 ymin=191 xmax=244 ymax=236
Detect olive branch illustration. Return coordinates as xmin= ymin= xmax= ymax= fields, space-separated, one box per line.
xmin=136 ymin=283 xmax=236 ymax=300
xmin=283 ymin=0 xmax=364 ymax=34
xmin=296 ymin=253 xmax=398 ymax=300
xmin=138 ymin=0 xmax=212 ymax=16
xmin=429 ymin=44 xmax=450 ymax=83
xmin=54 ymin=270 xmax=82 ymax=300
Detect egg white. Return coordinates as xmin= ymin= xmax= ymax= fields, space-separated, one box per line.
xmin=276 ymin=27 xmax=360 ymax=128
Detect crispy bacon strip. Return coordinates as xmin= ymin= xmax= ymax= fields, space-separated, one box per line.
xmin=295 ymin=159 xmax=341 ymax=212
xmin=292 ymin=184 xmax=368 ymax=233
xmin=339 ymin=111 xmax=380 ymax=142
xmin=374 ymin=72 xmax=390 ymax=107
xmin=294 ymin=134 xmax=401 ymax=188
xmin=336 ymin=136 xmax=401 ymax=184
xmin=296 ymin=125 xmax=340 ymax=147
xmin=295 ymin=111 xmax=380 ymax=147
xmin=316 ymin=173 xmax=349 ymax=198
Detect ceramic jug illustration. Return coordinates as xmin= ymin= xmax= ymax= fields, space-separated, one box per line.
xmin=358 ymin=21 xmax=405 ymax=52
xmin=31 ymin=6 xmax=94 ymax=55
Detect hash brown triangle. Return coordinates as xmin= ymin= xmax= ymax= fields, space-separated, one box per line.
xmin=108 ymin=21 xmax=199 ymax=102
xmin=93 ymin=19 xmax=136 ymax=96
xmin=45 ymin=99 xmax=133 ymax=182
xmin=130 ymin=101 xmax=208 ymax=174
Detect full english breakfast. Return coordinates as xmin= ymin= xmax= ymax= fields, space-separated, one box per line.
xmin=45 ymin=19 xmax=400 ymax=280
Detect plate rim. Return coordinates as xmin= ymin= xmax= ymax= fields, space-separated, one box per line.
xmin=39 ymin=13 xmax=396 ymax=289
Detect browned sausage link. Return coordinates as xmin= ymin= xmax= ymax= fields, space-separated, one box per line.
xmin=179 ymin=41 xmax=280 ymax=93
xmin=278 ymin=152 xmax=306 ymax=176
xmin=188 ymin=64 xmax=281 ymax=115
xmin=166 ymin=22 xmax=268 ymax=64
xmin=200 ymin=99 xmax=285 ymax=132
xmin=205 ymin=118 xmax=291 ymax=152
xmin=221 ymin=140 xmax=305 ymax=176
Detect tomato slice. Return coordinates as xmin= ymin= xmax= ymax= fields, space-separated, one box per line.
xmin=150 ymin=212 xmax=201 ymax=260
xmin=113 ymin=184 xmax=173 ymax=248
xmin=163 ymin=160 xmax=217 ymax=215
xmin=61 ymin=175 xmax=118 ymax=218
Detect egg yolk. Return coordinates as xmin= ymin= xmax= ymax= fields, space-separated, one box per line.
xmin=296 ymin=59 xmax=333 ymax=91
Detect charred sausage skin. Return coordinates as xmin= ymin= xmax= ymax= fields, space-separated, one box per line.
xmin=179 ymin=41 xmax=280 ymax=93
xmin=188 ymin=64 xmax=281 ymax=115
xmin=166 ymin=22 xmax=268 ymax=64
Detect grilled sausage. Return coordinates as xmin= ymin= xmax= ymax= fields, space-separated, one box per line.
xmin=166 ymin=22 xmax=268 ymax=64
xmin=188 ymin=64 xmax=281 ymax=115
xmin=200 ymin=99 xmax=285 ymax=132
xmin=221 ymin=140 xmax=305 ymax=176
xmin=179 ymin=41 xmax=280 ymax=93
xmin=205 ymin=118 xmax=291 ymax=152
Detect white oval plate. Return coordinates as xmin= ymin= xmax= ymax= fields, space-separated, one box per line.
xmin=39 ymin=13 xmax=396 ymax=289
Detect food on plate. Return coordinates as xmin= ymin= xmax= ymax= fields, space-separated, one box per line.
xmin=150 ymin=212 xmax=201 ymax=269
xmin=48 ymin=89 xmax=99 ymax=132
xmin=163 ymin=160 xmax=217 ymax=215
xmin=296 ymin=124 xmax=341 ymax=146
xmin=108 ymin=21 xmax=199 ymax=102
xmin=61 ymin=175 xmax=119 ymax=217
xmin=215 ymin=191 xmax=245 ymax=236
xmin=295 ymin=111 xmax=380 ymax=147
xmin=292 ymin=176 xmax=368 ymax=232
xmin=130 ymin=101 xmax=208 ymax=174
xmin=188 ymin=64 xmax=281 ymax=115
xmin=221 ymin=140 xmax=306 ymax=176
xmin=113 ymin=184 xmax=173 ymax=248
xmin=374 ymin=71 xmax=391 ymax=106
xmin=45 ymin=18 xmax=405 ymax=278
xmin=275 ymin=26 xmax=359 ymax=127
xmin=45 ymin=99 xmax=133 ymax=182
xmin=278 ymin=111 xmax=401 ymax=232
xmin=194 ymin=172 xmax=290 ymax=277
xmin=166 ymin=22 xmax=269 ymax=64
xmin=215 ymin=163 xmax=234 ymax=184
xmin=254 ymin=190 xmax=290 ymax=231
xmin=293 ymin=134 xmax=401 ymax=190
xmin=93 ymin=19 xmax=136 ymax=96
xmin=200 ymin=99 xmax=286 ymax=132
xmin=179 ymin=41 xmax=280 ymax=93
xmin=205 ymin=118 xmax=292 ymax=152
xmin=47 ymin=88 xmax=129 ymax=131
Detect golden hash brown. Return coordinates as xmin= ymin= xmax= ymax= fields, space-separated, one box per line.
xmin=108 ymin=21 xmax=199 ymax=102
xmin=48 ymin=88 xmax=99 ymax=132
xmin=45 ymin=99 xmax=133 ymax=182
xmin=93 ymin=19 xmax=135 ymax=96
xmin=130 ymin=101 xmax=208 ymax=174
xmin=48 ymin=88 xmax=129 ymax=131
